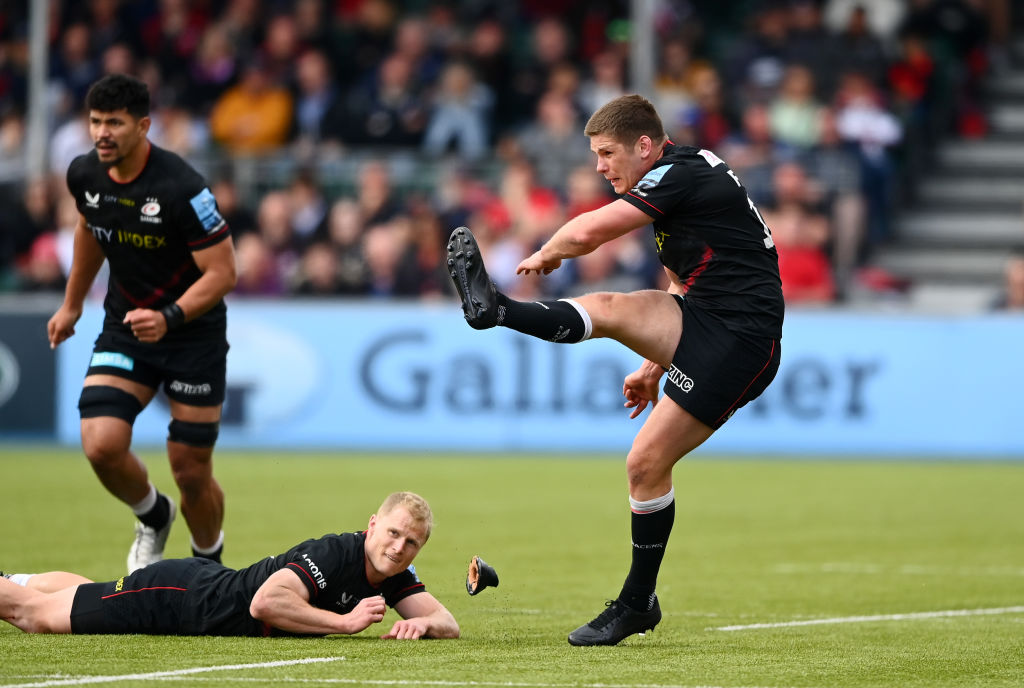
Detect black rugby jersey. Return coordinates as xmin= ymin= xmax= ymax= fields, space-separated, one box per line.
xmin=187 ymin=531 xmax=425 ymax=636
xmin=621 ymin=143 xmax=784 ymax=339
xmin=66 ymin=144 xmax=230 ymax=343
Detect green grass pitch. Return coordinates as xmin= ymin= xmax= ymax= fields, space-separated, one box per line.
xmin=1 ymin=447 xmax=1022 ymax=688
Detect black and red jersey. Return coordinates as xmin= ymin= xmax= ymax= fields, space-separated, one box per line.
xmin=66 ymin=143 xmax=230 ymax=342
xmin=620 ymin=143 xmax=784 ymax=339
xmin=190 ymin=531 xmax=426 ymax=636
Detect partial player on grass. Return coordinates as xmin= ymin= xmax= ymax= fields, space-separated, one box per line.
xmin=447 ymin=94 xmax=784 ymax=646
xmin=0 ymin=492 xmax=458 ymax=640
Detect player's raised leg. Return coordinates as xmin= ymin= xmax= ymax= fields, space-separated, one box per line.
xmin=447 ymin=226 xmax=682 ymax=362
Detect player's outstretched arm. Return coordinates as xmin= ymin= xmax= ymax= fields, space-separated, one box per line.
xmin=516 ymin=199 xmax=651 ymax=276
xmin=386 ymin=592 xmax=460 ymax=639
xmin=249 ymin=569 xmax=386 ymax=636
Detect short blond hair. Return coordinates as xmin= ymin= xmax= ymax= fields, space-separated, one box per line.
xmin=378 ymin=491 xmax=434 ymax=540
xmin=584 ymin=94 xmax=666 ymax=148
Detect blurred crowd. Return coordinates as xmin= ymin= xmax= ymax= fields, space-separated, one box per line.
xmin=0 ymin=0 xmax=1016 ymax=306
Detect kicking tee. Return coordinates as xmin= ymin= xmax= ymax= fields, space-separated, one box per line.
xmin=621 ymin=143 xmax=784 ymax=339
xmin=66 ymin=144 xmax=231 ymax=343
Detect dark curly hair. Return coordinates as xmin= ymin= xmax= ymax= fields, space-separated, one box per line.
xmin=85 ymin=73 xmax=150 ymax=119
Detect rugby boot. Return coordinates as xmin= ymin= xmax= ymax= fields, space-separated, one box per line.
xmin=567 ymin=597 xmax=662 ymax=646
xmin=127 ymin=496 xmax=177 ymax=573
xmin=447 ymin=226 xmax=499 ymax=329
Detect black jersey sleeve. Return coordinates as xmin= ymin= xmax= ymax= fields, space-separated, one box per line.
xmin=623 ymin=157 xmax=698 ymax=218
xmin=381 ymin=565 xmax=427 ymax=607
xmin=65 ymin=155 xmax=89 ymax=213
xmin=282 ymin=534 xmax=356 ymax=600
xmin=167 ymin=158 xmax=230 ymax=251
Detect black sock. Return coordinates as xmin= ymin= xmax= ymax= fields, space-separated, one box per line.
xmin=192 ymin=545 xmax=223 ymax=564
xmin=619 ymin=499 xmax=675 ymax=612
xmin=496 ymin=293 xmax=590 ymax=343
xmin=137 ymin=493 xmax=171 ymax=530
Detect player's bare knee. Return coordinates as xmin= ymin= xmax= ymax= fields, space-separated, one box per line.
xmin=625 ymin=449 xmax=657 ymax=489
xmin=80 ymin=428 xmax=131 ymax=469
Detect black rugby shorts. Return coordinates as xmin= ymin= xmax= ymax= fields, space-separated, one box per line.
xmin=70 ymin=559 xmax=205 ymax=635
xmin=662 ymin=296 xmax=780 ymax=429
xmin=84 ymin=327 xmax=227 ymax=406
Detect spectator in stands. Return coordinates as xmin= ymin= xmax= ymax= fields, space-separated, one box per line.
xmin=19 ymin=233 xmax=65 ymax=292
xmin=292 ymin=0 xmax=333 ymax=55
xmin=0 ymin=107 xmax=25 ymax=184
xmin=392 ymin=15 xmax=445 ymax=89
xmin=185 ymin=22 xmax=239 ymax=114
xmin=514 ymin=90 xmax=591 ymax=194
xmin=355 ymin=160 xmax=403 ymax=226
xmin=991 ymin=251 xmax=1024 ymax=311
xmin=0 ymin=177 xmax=53 ymax=279
xmin=343 ymin=52 xmax=428 ymax=147
xmin=217 ymin=0 xmax=263 ymax=62
xmin=261 ymin=13 xmax=303 ymax=86
xmin=505 ymin=17 xmax=574 ymax=132
xmin=833 ymin=69 xmax=902 ymax=248
xmin=292 ymin=241 xmax=345 ymax=296
xmin=578 ymin=50 xmax=627 ymax=117
xmin=140 ymin=0 xmax=210 ymax=85
xmin=233 ymin=233 xmax=286 ymax=297
xmin=100 ymin=43 xmax=137 ymax=81
xmin=255 ymin=190 xmax=301 ymax=289
xmin=786 ymin=1 xmax=836 ymax=95
xmin=720 ymin=102 xmax=794 ymax=207
xmin=769 ymin=64 xmax=825 ymax=149
xmin=85 ymin=0 xmax=133 ymax=57
xmin=422 ymin=60 xmax=493 ymax=161
xmin=291 ymin=49 xmax=346 ymax=153
xmin=681 ymin=64 xmax=734 ymax=151
xmin=463 ymin=19 xmax=514 ymax=138
xmin=360 ymin=220 xmax=417 ymax=297
xmin=209 ymin=59 xmax=294 ymax=154
xmin=285 ymin=169 xmax=328 ymax=244
xmin=319 ymin=198 xmax=371 ymax=294
xmin=827 ymin=3 xmax=891 ymax=88
xmin=51 ymin=23 xmax=99 ymax=115
xmin=800 ymin=108 xmax=866 ymax=299
xmin=149 ymin=97 xmax=210 ymax=159
xmin=762 ymin=161 xmax=836 ymax=304
xmin=723 ymin=2 xmax=790 ymax=107
xmin=401 ymin=198 xmax=448 ymax=298
xmin=652 ymin=37 xmax=700 ymax=132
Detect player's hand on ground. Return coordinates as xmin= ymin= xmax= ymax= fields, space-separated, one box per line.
xmin=123 ymin=308 xmax=168 ymax=343
xmin=345 ymin=595 xmax=387 ymax=634
xmin=47 ymin=305 xmax=82 ymax=349
xmin=623 ymin=362 xmax=664 ymax=419
xmin=516 ymin=250 xmax=561 ymax=276
xmin=380 ymin=617 xmax=429 ymax=640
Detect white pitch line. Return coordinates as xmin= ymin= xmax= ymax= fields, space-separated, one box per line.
xmin=0 ymin=657 xmax=343 ymax=688
xmin=149 ymin=678 xmax=806 ymax=688
xmin=710 ymin=605 xmax=1024 ymax=631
